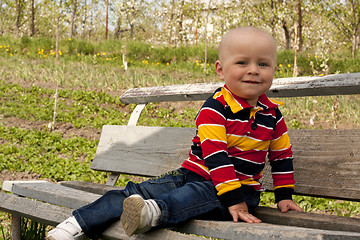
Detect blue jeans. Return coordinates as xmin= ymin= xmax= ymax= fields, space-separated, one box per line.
xmin=73 ymin=168 xmax=260 ymax=239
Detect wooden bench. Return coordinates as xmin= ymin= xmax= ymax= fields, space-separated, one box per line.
xmin=1 ymin=72 xmax=360 ymax=240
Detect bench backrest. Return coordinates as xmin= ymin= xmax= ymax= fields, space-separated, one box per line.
xmin=92 ymin=125 xmax=360 ymax=202
xmin=91 ymin=72 xmax=360 ymax=201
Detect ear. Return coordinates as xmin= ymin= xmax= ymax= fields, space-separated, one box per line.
xmin=215 ymin=60 xmax=224 ymax=80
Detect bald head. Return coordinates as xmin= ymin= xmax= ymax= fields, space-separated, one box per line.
xmin=218 ymin=27 xmax=277 ymax=63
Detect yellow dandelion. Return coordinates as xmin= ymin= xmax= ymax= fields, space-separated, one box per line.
xmin=7 ymin=45 xmax=9 ymax=48
xmin=279 ymin=64 xmax=282 ymax=68
xmin=59 ymin=51 xmax=62 ymax=56
xmin=288 ymin=64 xmax=291 ymax=68
xmin=10 ymin=53 xmax=13 ymax=56
xmin=78 ymin=53 xmax=80 ymax=56
xmin=315 ymin=55 xmax=317 ymax=58
xmin=319 ymin=74 xmax=324 ymax=76
xmin=102 ymin=52 xmax=106 ymax=56
xmin=167 ymin=62 xmax=170 ymax=66
xmin=97 ymin=53 xmax=100 ymax=56
xmin=0 ymin=45 xmax=2 ymax=48
xmin=68 ymin=38 xmax=72 ymax=41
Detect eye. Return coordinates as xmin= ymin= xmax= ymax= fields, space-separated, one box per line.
xmin=236 ymin=61 xmax=246 ymax=65
xmin=259 ymin=62 xmax=269 ymax=67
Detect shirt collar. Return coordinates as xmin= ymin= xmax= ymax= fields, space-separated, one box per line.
xmin=221 ymin=85 xmax=283 ymax=113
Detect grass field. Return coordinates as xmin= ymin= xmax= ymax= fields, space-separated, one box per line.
xmin=1 ymin=47 xmax=360 ymax=239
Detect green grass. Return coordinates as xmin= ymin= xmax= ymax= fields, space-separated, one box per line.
xmin=1 ymin=40 xmax=360 ymax=239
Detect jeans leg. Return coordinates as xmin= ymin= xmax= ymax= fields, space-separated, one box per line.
xmin=73 ymin=169 xmax=188 ymax=238
xmin=156 ymin=183 xmax=261 ymax=227
xmin=156 ymin=180 xmax=228 ymax=226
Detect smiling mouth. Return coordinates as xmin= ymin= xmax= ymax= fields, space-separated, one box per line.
xmin=243 ymin=80 xmax=260 ymax=84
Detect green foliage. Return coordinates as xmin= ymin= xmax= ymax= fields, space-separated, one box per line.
xmin=21 ymin=218 xmax=47 ymax=240
xmin=0 ymin=80 xmax=128 ymax=129
xmin=0 ymin=123 xmax=106 ymax=182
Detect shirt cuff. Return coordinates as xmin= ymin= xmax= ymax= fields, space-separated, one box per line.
xmin=218 ymin=187 xmax=245 ymax=207
xmin=274 ymin=187 xmax=294 ymax=203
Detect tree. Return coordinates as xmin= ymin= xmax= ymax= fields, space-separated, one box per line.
xmin=321 ymin=0 xmax=360 ymax=57
xmin=69 ymin=0 xmax=78 ymax=39
xmin=30 ymin=0 xmax=35 ymax=36
xmin=15 ymin=0 xmax=26 ymax=36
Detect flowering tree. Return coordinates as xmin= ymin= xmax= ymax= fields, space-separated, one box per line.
xmin=319 ymin=0 xmax=360 ymax=57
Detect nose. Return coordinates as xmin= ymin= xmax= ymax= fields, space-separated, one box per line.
xmin=247 ymin=63 xmax=259 ymax=75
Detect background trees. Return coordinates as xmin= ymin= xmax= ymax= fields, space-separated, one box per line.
xmin=0 ymin=0 xmax=359 ymax=57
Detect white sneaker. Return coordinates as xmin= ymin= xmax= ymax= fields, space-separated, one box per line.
xmin=120 ymin=194 xmax=162 ymax=236
xmin=46 ymin=216 xmax=84 ymax=240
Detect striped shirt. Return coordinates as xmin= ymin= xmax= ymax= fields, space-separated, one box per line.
xmin=181 ymin=85 xmax=295 ymax=206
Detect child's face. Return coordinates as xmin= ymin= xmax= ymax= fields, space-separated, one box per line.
xmin=215 ymin=29 xmax=277 ymax=106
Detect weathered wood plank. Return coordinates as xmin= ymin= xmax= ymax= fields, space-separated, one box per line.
xmin=3 ymin=188 xmax=360 ymax=240
xmin=0 ymin=191 xmax=72 ymax=226
xmin=7 ymin=181 xmax=101 ymax=209
xmin=91 ymin=125 xmax=193 ymax=176
xmin=0 ymin=192 xmax=208 ymax=240
xmin=120 ymin=72 xmax=360 ymax=104
xmin=174 ymin=219 xmax=360 ymax=240
xmin=91 ymin=125 xmax=360 ymax=201
xmin=254 ymin=206 xmax=360 ymax=233
xmin=60 ymin=181 xmax=123 ymax=195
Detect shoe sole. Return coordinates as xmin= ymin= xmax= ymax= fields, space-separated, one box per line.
xmin=121 ymin=196 xmax=144 ymax=236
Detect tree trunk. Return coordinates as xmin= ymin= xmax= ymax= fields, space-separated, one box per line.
xmin=30 ymin=0 xmax=35 ymax=36
xmin=70 ymin=0 xmax=78 ymax=39
xmin=15 ymin=0 xmax=23 ymax=37
xmin=282 ymin=20 xmax=291 ymax=49
xmin=105 ymin=0 xmax=109 ymax=40
xmin=115 ymin=17 xmax=121 ymax=39
xmin=56 ymin=0 xmax=62 ymax=60
xmin=297 ymin=0 xmax=302 ymax=52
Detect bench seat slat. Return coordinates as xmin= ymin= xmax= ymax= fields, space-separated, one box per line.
xmin=91 ymin=125 xmax=360 ymax=201
xmin=175 ymin=219 xmax=360 ymax=240
xmin=0 ymin=192 xmax=208 ymax=240
xmin=8 ymin=182 xmax=101 ymax=209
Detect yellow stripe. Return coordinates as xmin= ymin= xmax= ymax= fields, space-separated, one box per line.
xmin=198 ymin=124 xmax=226 ymax=142
xmin=186 ymin=159 xmax=209 ymax=173
xmin=227 ymin=135 xmax=270 ymax=151
xmin=273 ymin=184 xmax=295 ymax=190
xmin=270 ymin=133 xmax=291 ymax=150
xmin=268 ymin=98 xmax=284 ymax=107
xmin=216 ymin=180 xmax=242 ymax=195
xmin=240 ymin=178 xmax=259 ymax=185
xmin=221 ymin=88 xmax=244 ymax=113
xmin=213 ymin=91 xmax=222 ymax=99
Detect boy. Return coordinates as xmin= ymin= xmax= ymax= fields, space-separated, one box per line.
xmin=47 ymin=26 xmax=302 ymax=240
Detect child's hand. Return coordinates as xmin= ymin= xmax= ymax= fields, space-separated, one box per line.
xmin=277 ymin=199 xmax=303 ymax=213
xmin=228 ymin=202 xmax=262 ymax=223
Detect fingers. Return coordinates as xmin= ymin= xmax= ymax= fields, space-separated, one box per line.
xmin=228 ymin=202 xmax=262 ymax=224
xmin=236 ymin=210 xmax=262 ymax=223
xmin=278 ymin=200 xmax=304 ymax=213
xmin=291 ymin=204 xmax=303 ymax=212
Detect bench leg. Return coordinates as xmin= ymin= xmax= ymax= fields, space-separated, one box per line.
xmin=11 ymin=214 xmax=21 ymax=240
